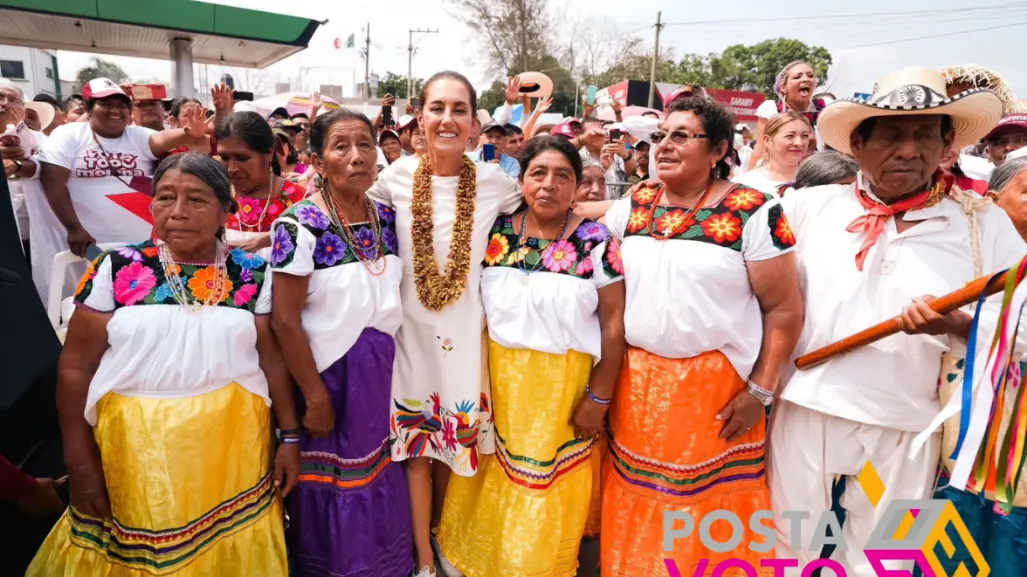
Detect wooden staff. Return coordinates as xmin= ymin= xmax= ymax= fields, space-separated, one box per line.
xmin=794 ymin=270 xmax=1011 ymax=370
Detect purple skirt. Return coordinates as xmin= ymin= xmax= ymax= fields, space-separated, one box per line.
xmin=288 ymin=328 xmax=413 ymax=577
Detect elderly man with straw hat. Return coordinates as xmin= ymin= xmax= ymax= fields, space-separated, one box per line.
xmin=768 ymin=68 xmax=1027 ymax=577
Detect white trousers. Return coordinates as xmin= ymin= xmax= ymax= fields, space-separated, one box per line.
xmin=768 ymin=401 xmax=940 ymax=577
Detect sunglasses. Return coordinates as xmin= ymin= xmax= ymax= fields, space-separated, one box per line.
xmin=650 ymin=130 xmax=709 ymax=145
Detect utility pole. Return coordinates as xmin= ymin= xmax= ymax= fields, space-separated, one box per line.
xmin=407 ymin=28 xmax=439 ymax=100
xmin=647 ymin=11 xmax=663 ymax=108
xmin=364 ymin=23 xmax=371 ymax=100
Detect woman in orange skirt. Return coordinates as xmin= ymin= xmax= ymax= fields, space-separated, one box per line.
xmin=600 ymin=96 xmax=804 ymax=576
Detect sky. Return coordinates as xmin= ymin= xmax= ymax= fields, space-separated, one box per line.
xmin=52 ymin=0 xmax=1027 ymax=102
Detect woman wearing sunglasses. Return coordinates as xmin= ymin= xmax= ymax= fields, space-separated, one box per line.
xmin=596 ymin=96 xmax=804 ymax=575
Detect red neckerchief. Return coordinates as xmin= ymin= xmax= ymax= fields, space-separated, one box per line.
xmin=845 ymin=177 xmax=947 ymax=271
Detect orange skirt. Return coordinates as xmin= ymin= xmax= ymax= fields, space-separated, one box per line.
xmin=601 ymin=348 xmax=772 ymax=577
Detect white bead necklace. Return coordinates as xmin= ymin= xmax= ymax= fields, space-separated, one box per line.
xmin=156 ymin=239 xmax=230 ymax=310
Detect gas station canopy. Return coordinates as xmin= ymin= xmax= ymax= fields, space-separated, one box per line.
xmin=0 ymin=0 xmax=322 ymax=69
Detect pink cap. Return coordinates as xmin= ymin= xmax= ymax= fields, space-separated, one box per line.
xmin=396 ymin=115 xmax=417 ymax=131
xmin=661 ymin=85 xmax=697 ymax=108
xmin=550 ymin=122 xmax=576 ymax=138
xmin=984 ymin=114 xmax=1027 ymax=142
xmin=82 ymin=78 xmax=129 ymax=101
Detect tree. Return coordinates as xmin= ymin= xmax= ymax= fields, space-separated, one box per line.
xmin=478 ymin=81 xmax=509 ymax=115
xmin=590 ymin=37 xmax=678 ymax=88
xmin=715 ymin=38 xmax=832 ymax=97
xmin=375 ymin=72 xmax=424 ymax=99
xmin=75 ymin=58 xmax=129 ymax=87
xmin=445 ymin=0 xmax=553 ymax=76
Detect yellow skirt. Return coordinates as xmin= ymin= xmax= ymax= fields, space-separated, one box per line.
xmin=27 ymin=383 xmax=288 ymax=576
xmin=437 ymin=341 xmax=601 ymax=577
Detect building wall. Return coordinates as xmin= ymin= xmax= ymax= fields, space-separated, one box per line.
xmin=0 ymin=45 xmax=59 ymax=99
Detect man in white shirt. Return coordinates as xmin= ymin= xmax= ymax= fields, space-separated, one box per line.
xmin=770 ymin=68 xmax=1017 ymax=577
xmin=1 ymin=80 xmax=47 ymax=249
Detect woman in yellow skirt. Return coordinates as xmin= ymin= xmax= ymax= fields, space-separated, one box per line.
xmin=27 ymin=154 xmax=300 ymax=576
xmin=600 ymin=97 xmax=803 ymax=576
xmin=436 ymin=135 xmax=626 ymax=577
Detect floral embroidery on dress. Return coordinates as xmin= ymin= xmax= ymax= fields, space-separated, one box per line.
xmin=482 ymin=215 xmax=621 ymax=282
xmin=113 ymin=261 xmax=158 ymax=305
xmin=604 ymin=237 xmax=624 ymax=278
xmin=270 ymin=222 xmax=297 ymax=268
xmin=226 ymin=180 xmax=307 ymax=233
xmin=626 ymin=185 xmax=789 ymax=253
xmin=73 ymin=240 xmax=269 ymax=312
xmin=271 ymin=199 xmax=399 ymax=272
xmin=391 ymin=392 xmax=487 ymax=471
xmin=438 ymin=336 xmax=454 ymax=356
xmin=75 ymin=254 xmax=103 ymax=302
xmin=767 ymin=204 xmax=797 ymax=250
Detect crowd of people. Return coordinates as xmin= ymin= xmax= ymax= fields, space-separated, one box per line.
xmin=3 ymin=57 xmax=1027 ymax=577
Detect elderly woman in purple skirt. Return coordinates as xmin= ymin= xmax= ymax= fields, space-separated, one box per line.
xmin=270 ymin=108 xmax=411 ymax=576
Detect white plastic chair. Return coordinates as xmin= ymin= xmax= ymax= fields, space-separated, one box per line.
xmin=47 ymin=244 xmax=123 ymax=338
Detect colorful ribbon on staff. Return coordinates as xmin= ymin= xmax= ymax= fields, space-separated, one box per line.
xmin=955 ymin=256 xmax=1027 ymax=514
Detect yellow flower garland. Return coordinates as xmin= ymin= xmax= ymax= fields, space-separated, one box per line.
xmin=411 ymin=154 xmax=478 ymax=311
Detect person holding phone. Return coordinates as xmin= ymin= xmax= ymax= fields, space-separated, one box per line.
xmin=472 ymin=121 xmax=520 ymax=178
xmin=577 ymin=118 xmax=635 ymax=199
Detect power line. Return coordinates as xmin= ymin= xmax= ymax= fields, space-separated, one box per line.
xmin=838 ymin=20 xmax=1027 ymax=50
xmin=660 ymin=3 xmax=1027 ymax=27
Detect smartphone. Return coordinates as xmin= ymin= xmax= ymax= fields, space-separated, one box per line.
xmin=129 ymin=84 xmax=168 ymax=101
xmin=482 ymin=143 xmax=496 ymax=163
xmin=233 ymin=91 xmax=254 ymax=102
xmin=608 ymin=128 xmax=623 ymax=142
xmin=386 ymin=86 xmax=397 ymax=98
xmin=586 ymin=86 xmax=599 ymax=106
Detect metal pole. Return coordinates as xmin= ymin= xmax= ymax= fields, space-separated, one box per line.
xmin=364 ymin=23 xmax=371 ymax=100
xmin=171 ymin=38 xmax=195 ymax=98
xmin=647 ymin=12 xmax=663 ymax=108
xmin=406 ymin=28 xmax=439 ymax=101
xmin=574 ymin=80 xmax=580 ymax=118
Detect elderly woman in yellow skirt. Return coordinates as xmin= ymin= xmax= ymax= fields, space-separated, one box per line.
xmin=436 ymin=135 xmax=626 ymax=577
xmin=27 ymin=154 xmax=300 ymax=576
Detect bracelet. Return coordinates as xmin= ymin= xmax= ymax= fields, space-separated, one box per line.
xmin=585 ymin=385 xmax=612 ymax=406
xmin=279 ymin=428 xmax=302 ymax=437
xmin=746 ymin=380 xmax=775 ymax=406
xmin=747 ymin=380 xmax=773 ymax=397
xmin=280 ymin=436 xmax=301 ymax=445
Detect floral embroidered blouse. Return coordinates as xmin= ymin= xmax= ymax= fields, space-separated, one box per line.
xmin=226 ymin=179 xmax=307 ymax=233
xmin=605 ymin=185 xmax=795 ymax=379
xmin=71 ymin=240 xmax=274 ymax=425
xmin=269 ymin=199 xmax=404 ymax=371
xmin=480 ymin=215 xmax=623 ymax=359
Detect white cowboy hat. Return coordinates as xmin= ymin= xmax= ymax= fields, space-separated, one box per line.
xmin=818 ymin=67 xmax=1003 ymax=156
xmin=515 ymin=71 xmax=553 ymax=99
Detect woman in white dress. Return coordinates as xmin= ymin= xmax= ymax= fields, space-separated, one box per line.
xmin=732 ymin=112 xmax=813 ymax=196
xmin=366 ymin=70 xmax=523 ymax=577
xmin=748 ymin=61 xmax=824 ymax=170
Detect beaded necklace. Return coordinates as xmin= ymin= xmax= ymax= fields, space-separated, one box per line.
xmin=320 ymin=182 xmax=386 ymax=276
xmin=156 ymin=239 xmax=230 ymax=309
xmin=647 ymin=181 xmax=716 ymax=240
xmin=517 ymin=209 xmax=570 ymax=284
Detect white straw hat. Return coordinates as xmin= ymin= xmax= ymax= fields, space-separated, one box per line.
xmin=515 ymin=71 xmax=553 ymax=99
xmin=818 ymin=67 xmax=1003 ymax=156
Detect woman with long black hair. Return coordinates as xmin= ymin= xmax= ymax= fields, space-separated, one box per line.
xmin=215 ymin=112 xmax=307 ymax=255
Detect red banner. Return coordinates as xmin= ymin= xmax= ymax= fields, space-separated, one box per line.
xmin=705 ymin=89 xmax=766 ymax=121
